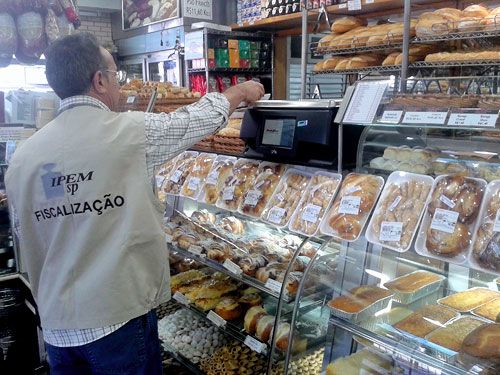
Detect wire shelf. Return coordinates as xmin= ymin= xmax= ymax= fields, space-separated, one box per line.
xmin=312 ymin=41 xmax=403 ymax=56
xmin=411 ymin=60 xmax=500 ymax=69
xmin=312 ymin=64 xmax=402 ymax=75
xmin=414 ymin=28 xmax=500 ymax=43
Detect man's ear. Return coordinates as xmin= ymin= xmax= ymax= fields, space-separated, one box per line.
xmin=91 ymin=70 xmax=107 ymax=94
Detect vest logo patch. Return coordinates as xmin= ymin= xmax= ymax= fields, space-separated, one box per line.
xmin=41 ymin=163 xmax=94 ymax=198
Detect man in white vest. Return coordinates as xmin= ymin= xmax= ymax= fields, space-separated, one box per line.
xmin=5 ymin=33 xmax=264 ymax=374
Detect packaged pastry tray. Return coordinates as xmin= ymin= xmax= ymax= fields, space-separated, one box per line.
xmin=197 ymin=155 xmax=237 ymax=205
xmin=384 ymin=270 xmax=446 ymax=305
xmin=179 ymin=153 xmax=217 ymax=200
xmin=162 ymin=151 xmax=199 ymax=196
xmin=468 ymin=179 xmax=500 ymax=274
xmin=415 ymin=175 xmax=487 ymax=265
xmin=366 ymin=172 xmax=434 ymax=253
xmin=260 ymin=168 xmax=313 ymax=228
xmin=216 ymin=158 xmax=261 ymax=212
xmin=436 ymin=287 xmax=500 ymax=313
xmin=328 ymin=294 xmax=394 ymax=324
xmin=289 ymin=171 xmax=342 ymax=237
xmin=320 ymin=173 xmax=384 ymax=242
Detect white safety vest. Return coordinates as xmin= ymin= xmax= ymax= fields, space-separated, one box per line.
xmin=6 ymin=105 xmax=170 ymax=329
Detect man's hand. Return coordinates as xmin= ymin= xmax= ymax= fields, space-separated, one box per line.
xmin=223 ymin=80 xmax=265 ymax=114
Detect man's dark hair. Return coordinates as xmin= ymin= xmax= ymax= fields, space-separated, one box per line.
xmin=45 ymin=33 xmax=107 ymax=100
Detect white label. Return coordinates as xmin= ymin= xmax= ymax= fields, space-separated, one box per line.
xmin=439 ymin=195 xmax=456 ymax=209
xmin=265 ymin=278 xmax=283 ymax=294
xmin=301 ymin=204 xmax=322 ymax=223
xmin=244 ymin=335 xmax=266 ymax=354
xmin=344 ymin=81 xmax=389 ymax=124
xmin=183 ymin=0 xmax=213 ymax=20
xmin=268 ymin=207 xmax=286 ymax=224
xmin=338 ymin=3 xmax=347 ymax=8
xmin=207 ymin=310 xmax=227 ymax=327
xmin=165 ymin=234 xmax=173 ymax=243
xmin=448 ymin=113 xmax=498 ymax=128
xmin=223 ymin=259 xmax=243 ymax=275
xmin=206 ymin=170 xmax=219 ymax=185
xmin=170 ymin=169 xmax=183 ymax=183
xmin=187 ymin=177 xmax=200 ymax=191
xmin=430 ymin=208 xmax=459 ymax=234
xmin=379 ymin=221 xmax=403 ymax=242
xmin=345 ymin=185 xmax=361 ymax=194
xmin=493 ymin=209 xmax=500 ymax=232
xmin=193 ymin=165 xmax=201 ymax=172
xmin=403 ymin=111 xmax=448 ymax=125
xmin=255 ymin=179 xmax=266 ymax=189
xmin=244 ymin=190 xmax=262 ymax=207
xmin=389 ymin=196 xmax=402 ymax=211
xmin=222 ymin=186 xmax=235 ymax=201
xmin=338 ymin=196 xmax=361 ymax=215
xmin=380 ymin=110 xmax=403 ymax=123
xmin=348 ymin=0 xmax=361 ymax=11
xmin=276 ymin=193 xmax=285 ymax=202
xmin=156 ymin=175 xmax=166 ymax=188
xmin=126 ymin=96 xmax=136 ymax=104
xmin=188 ymin=245 xmax=203 ymax=256
xmin=366 ymin=0 xmax=374 ymax=3
xmin=173 ymin=291 xmax=189 ymax=306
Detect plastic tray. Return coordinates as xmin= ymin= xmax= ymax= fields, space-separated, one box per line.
xmin=179 ymin=153 xmax=217 ymax=200
xmin=197 ymin=155 xmax=237 ymax=205
xmin=320 ymin=173 xmax=384 ymax=242
xmin=237 ymin=162 xmax=287 ymax=219
xmin=289 ymin=171 xmax=342 ymax=237
xmin=260 ymin=168 xmax=313 ymax=228
xmin=161 ymin=151 xmax=199 ymax=196
xmin=437 ymin=287 xmax=500 ymax=313
xmin=468 ymin=179 xmax=500 ymax=274
xmin=383 ymin=270 xmax=446 ymax=305
xmin=366 ymin=172 xmax=434 ymax=253
xmin=216 ymin=158 xmax=261 ymax=212
xmin=415 ymin=175 xmax=487 ymax=265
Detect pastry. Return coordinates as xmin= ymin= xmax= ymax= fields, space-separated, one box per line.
xmin=190 ymin=210 xmax=216 ymax=225
xmin=425 ymin=223 xmax=471 ymax=256
xmin=438 ymin=288 xmax=500 ymax=312
xmin=239 ymin=254 xmax=268 ymax=277
xmin=255 ymin=315 xmax=274 ymax=342
xmin=162 ymin=152 xmax=198 ymax=195
xmin=461 ymin=324 xmax=500 ymax=363
xmin=217 ymin=159 xmax=260 ymax=210
xmin=331 ymin=16 xmax=366 ymax=33
xmin=171 ymin=270 xmax=208 ymax=292
xmin=244 ymin=306 xmax=267 ymax=335
xmin=194 ymin=298 xmax=221 ymax=311
xmin=181 ymin=153 xmax=216 ymax=198
xmin=393 ymin=305 xmax=458 ymax=338
xmin=206 ymin=242 xmax=232 ymax=262
xmin=202 ymin=157 xmax=235 ymax=204
xmin=238 ymin=292 xmax=262 ymax=308
xmin=472 ymin=299 xmax=500 ymax=321
xmin=328 ymin=285 xmax=393 ymax=314
xmin=384 ymin=270 xmax=442 ymax=293
xmin=218 ymin=216 xmax=245 ymax=235
xmin=177 ymin=233 xmax=201 ymax=250
xmin=427 ymin=317 xmax=486 ymax=352
xmin=255 ymin=262 xmax=287 ymax=283
xmin=215 ymin=297 xmax=242 ymax=321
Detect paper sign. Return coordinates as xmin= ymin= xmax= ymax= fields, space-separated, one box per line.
xmin=244 ymin=335 xmax=266 ymax=354
xmin=183 ymin=0 xmax=213 ymax=21
xmin=126 ymin=96 xmax=136 ymax=104
xmin=268 ymin=207 xmax=286 ymax=224
xmin=439 ymin=195 xmax=456 ymax=209
xmin=430 ymin=208 xmax=459 ymax=234
xmin=170 ymin=170 xmax=183 ymax=183
xmin=222 ymin=186 xmax=235 ymax=201
xmin=173 ymin=291 xmax=189 ymax=306
xmin=402 ymin=111 xmax=448 ymax=125
xmin=338 ymin=3 xmax=347 ymax=8
xmin=348 ymin=0 xmax=361 ymax=11
xmin=380 ymin=110 xmax=403 ymax=124
xmin=494 ymin=210 xmax=500 ymax=232
xmin=343 ymin=81 xmax=389 ymax=124
xmin=448 ymin=112 xmax=498 ymax=128
xmin=223 ymin=259 xmax=243 ymax=275
xmin=244 ymin=190 xmax=262 ymax=207
xmin=301 ymin=204 xmax=322 ymax=223
xmin=265 ymin=278 xmax=283 ymax=294
xmin=379 ymin=221 xmax=403 ymax=242
xmin=339 ymin=196 xmax=361 ymax=215
xmin=207 ymin=310 xmax=227 ymax=327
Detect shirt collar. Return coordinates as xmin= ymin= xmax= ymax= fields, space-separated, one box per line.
xmin=59 ymin=95 xmax=110 ymax=112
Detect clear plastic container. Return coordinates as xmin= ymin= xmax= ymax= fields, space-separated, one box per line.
xmin=198 ymin=155 xmax=237 ymax=205
xmin=260 ymin=169 xmax=312 ymax=227
xmin=155 ymin=154 xmax=181 ymax=202
xmin=180 ymin=153 xmax=217 ymax=200
xmin=216 ymin=158 xmax=261 ymax=212
xmin=289 ymin=171 xmax=342 ymax=237
xmin=161 ymin=151 xmax=199 ymax=196
xmin=366 ymin=172 xmax=433 ymax=252
xmin=321 ymin=173 xmax=384 ymax=242
xmin=237 ymin=163 xmax=287 ymax=218
xmin=468 ymin=179 xmax=500 ymax=274
xmin=415 ymin=175 xmax=486 ymax=265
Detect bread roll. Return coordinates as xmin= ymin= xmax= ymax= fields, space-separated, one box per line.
xmin=351 ymin=28 xmax=373 ymax=47
xmin=382 ymin=52 xmax=399 ymax=66
xmin=395 ymin=53 xmax=421 ymax=65
xmin=434 ymin=7 xmax=463 ymax=21
xmin=463 ymin=5 xmax=489 ymax=18
xmin=322 ymin=57 xmax=343 ymax=71
xmin=331 ymin=16 xmax=366 ymax=33
xmin=416 ymin=14 xmax=450 ymax=36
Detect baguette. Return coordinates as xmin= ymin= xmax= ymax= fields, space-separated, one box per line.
xmin=382 ymin=52 xmax=399 ymax=66
xmin=331 ymin=16 xmax=367 ymax=33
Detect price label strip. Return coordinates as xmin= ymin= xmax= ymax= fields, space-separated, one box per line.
xmin=379 ymin=221 xmax=403 ymax=242
xmin=244 ymin=335 xmax=267 ymax=354
xmin=268 ymin=207 xmax=286 ymax=225
xmin=244 ymin=190 xmax=262 ymax=207
xmin=448 ymin=111 xmax=499 ymax=128
xmin=173 ymin=291 xmax=190 ymax=306
xmin=223 ymin=259 xmax=243 ymax=276
xmin=265 ymin=279 xmax=283 ymax=294
xmin=380 ymin=110 xmax=403 ymax=124
xmin=338 ymin=196 xmax=361 ymax=215
xmin=207 ymin=310 xmax=227 ymax=328
xmin=301 ymin=204 xmax=322 ymax=223
xmin=402 ymin=111 xmax=448 ymax=125
xmin=188 ymin=245 xmax=204 ymax=257
xmin=430 ymin=208 xmax=459 ymax=234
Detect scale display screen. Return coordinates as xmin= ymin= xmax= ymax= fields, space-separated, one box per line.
xmin=261 ymin=119 xmax=296 ymax=148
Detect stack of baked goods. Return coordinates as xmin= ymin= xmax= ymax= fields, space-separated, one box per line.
xmin=213 ymin=118 xmax=246 ymax=155
xmin=180 ymin=153 xmax=216 ymax=199
xmin=200 ymin=156 xmax=237 ymax=205
xmin=472 ymin=181 xmax=500 ymax=272
xmin=370 ymin=146 xmax=439 ymax=174
xmin=425 ymin=49 xmax=500 ymax=63
xmin=161 ymin=151 xmax=198 ymax=196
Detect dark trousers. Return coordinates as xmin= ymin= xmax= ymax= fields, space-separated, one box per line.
xmin=45 ymin=311 xmax=162 ymax=375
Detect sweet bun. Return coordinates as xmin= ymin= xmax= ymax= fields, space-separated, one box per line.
xmin=218 ymin=216 xmax=245 ymax=234
xmin=238 ymin=293 xmax=262 ymax=308
xmin=426 ymin=223 xmax=471 ymax=256
xmin=331 ymin=16 xmax=367 ymax=33
xmin=244 ymin=306 xmax=267 ymax=334
xmin=215 ymin=297 xmax=242 ymax=321
xmin=328 ymin=213 xmax=362 ymax=241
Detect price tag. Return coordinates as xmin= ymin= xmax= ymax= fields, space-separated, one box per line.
xmin=338 ymin=3 xmax=347 ymax=8
xmin=379 ymin=222 xmax=403 ymax=242
xmin=493 ymin=210 xmax=500 ymax=232
xmin=165 ymin=234 xmax=173 ymax=243
xmin=348 ymin=0 xmax=361 ymax=11
xmin=126 ymin=96 xmax=136 ymax=104
xmin=380 ymin=110 xmax=403 ymax=124
xmin=366 ymin=0 xmax=374 ymax=3
xmin=173 ymin=291 xmax=189 ymax=306
xmin=430 ymin=208 xmax=459 ymax=234
xmin=223 ymin=259 xmax=243 ymax=275
xmin=193 ymin=165 xmax=201 ymax=172
xmin=338 ymin=196 xmax=361 ymax=215
xmin=222 ymin=186 xmax=235 ymax=201
xmin=439 ymin=195 xmax=456 ymax=209
xmin=244 ymin=335 xmax=266 ymax=354
xmin=170 ymin=170 xmax=183 ymax=183
xmin=206 ymin=171 xmax=219 ymax=185
xmin=402 ymin=111 xmax=448 ymax=125
xmin=448 ymin=112 xmax=498 ymax=128
xmin=188 ymin=245 xmax=203 ymax=256
xmin=388 ymin=196 xmax=402 ymax=211
xmin=276 ymin=193 xmax=285 ymax=202
xmin=268 ymin=207 xmax=286 ymax=224
xmin=265 ymin=278 xmax=283 ymax=294
xmin=244 ymin=190 xmax=262 ymax=207
xmin=207 ymin=310 xmax=227 ymax=327
xmin=301 ymin=204 xmax=322 ymax=223
xmin=187 ymin=177 xmax=200 ymax=191
xmin=156 ymin=175 xmax=166 ymax=188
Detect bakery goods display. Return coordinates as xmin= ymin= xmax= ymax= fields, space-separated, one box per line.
xmin=438 ymin=287 xmax=500 ymax=312
xmin=214 ymin=297 xmax=242 ymax=321
xmin=472 ymin=299 xmax=500 ymax=321
xmin=426 ymin=317 xmax=486 ymax=352
xmin=180 ymin=153 xmax=216 ymax=199
xmin=200 ymin=156 xmax=236 ymax=205
xmin=216 ymin=159 xmax=260 ymax=211
xmin=289 ymin=172 xmax=342 ymax=236
xmin=367 ymin=172 xmax=433 ymax=252
xmin=238 ymin=163 xmax=286 ymax=218
xmin=393 ymin=304 xmax=459 ymax=338
xmin=328 ymin=285 xmax=393 ymax=320
xmin=162 ymin=151 xmax=199 ymax=196
xmin=261 ymin=169 xmax=311 ymax=227
xmin=461 ymin=324 xmax=500 ymax=363
xmin=323 ymin=173 xmax=384 ymax=241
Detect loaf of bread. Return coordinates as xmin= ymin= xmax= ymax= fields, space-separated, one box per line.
xmin=394 ymin=305 xmax=458 ymax=337
xmin=331 ymin=16 xmax=366 ymax=33
xmin=427 ymin=317 xmax=486 ymax=352
xmin=322 ymin=57 xmax=343 ymax=71
xmin=461 ymin=324 xmax=500 ymax=363
xmin=328 ymin=285 xmax=392 ymax=314
xmin=472 ymin=299 xmax=500 ymax=321
xmin=382 ymin=52 xmax=399 ymax=66
xmin=439 ymin=288 xmax=500 ymax=312
xmin=384 ymin=270 xmax=442 ymax=293
xmin=463 ymin=4 xmax=489 ymax=18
